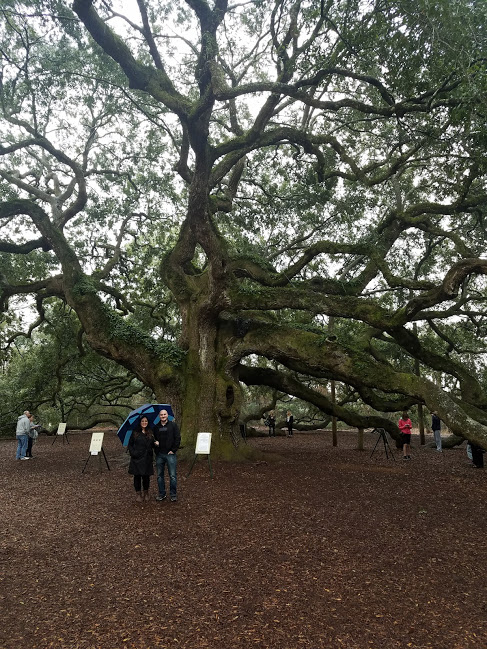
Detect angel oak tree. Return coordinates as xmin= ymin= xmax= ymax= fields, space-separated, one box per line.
xmin=1 ymin=0 xmax=487 ymax=456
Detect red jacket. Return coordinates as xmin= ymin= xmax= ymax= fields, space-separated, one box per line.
xmin=398 ymin=418 xmax=412 ymax=435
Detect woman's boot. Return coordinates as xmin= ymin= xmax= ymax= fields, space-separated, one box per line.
xmin=143 ymin=490 xmax=150 ymax=502
xmin=135 ymin=491 xmax=142 ymax=502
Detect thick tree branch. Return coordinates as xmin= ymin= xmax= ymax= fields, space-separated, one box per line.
xmin=239 ymin=364 xmax=401 ymax=438
xmin=72 ymin=0 xmax=190 ymax=117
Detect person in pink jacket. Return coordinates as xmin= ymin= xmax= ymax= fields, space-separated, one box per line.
xmin=398 ymin=411 xmax=413 ymax=460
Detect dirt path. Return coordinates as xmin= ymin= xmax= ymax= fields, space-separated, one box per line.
xmin=1 ymin=430 xmax=486 ymax=649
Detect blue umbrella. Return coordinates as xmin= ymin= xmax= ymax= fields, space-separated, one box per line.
xmin=117 ymin=403 xmax=174 ymax=446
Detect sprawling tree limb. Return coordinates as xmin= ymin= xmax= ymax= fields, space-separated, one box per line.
xmin=239 ymin=364 xmax=400 ymax=437
xmin=72 ymin=0 xmax=190 ymax=116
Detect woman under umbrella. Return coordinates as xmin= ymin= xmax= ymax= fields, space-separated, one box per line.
xmin=128 ymin=416 xmax=155 ymax=502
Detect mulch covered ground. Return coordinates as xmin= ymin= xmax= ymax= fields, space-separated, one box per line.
xmin=1 ymin=428 xmax=486 ymax=649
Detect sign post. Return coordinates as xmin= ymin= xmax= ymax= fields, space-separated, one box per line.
xmin=51 ymin=422 xmax=69 ymax=445
xmin=186 ymin=432 xmax=213 ymax=478
xmin=82 ymin=432 xmax=111 ymax=473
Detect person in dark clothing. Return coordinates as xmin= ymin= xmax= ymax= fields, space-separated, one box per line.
xmin=431 ymin=412 xmax=442 ymax=452
xmin=26 ymin=414 xmax=39 ymax=458
xmin=286 ymin=410 xmax=294 ymax=437
xmin=154 ymin=409 xmax=181 ymax=502
xmin=128 ymin=416 xmax=155 ymax=502
xmin=470 ymin=442 xmax=484 ymax=469
xmin=265 ymin=412 xmax=276 ymax=436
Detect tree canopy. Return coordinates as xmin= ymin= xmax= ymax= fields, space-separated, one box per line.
xmin=1 ymin=0 xmax=487 ymax=455
xmin=0 ymin=302 xmax=150 ymax=434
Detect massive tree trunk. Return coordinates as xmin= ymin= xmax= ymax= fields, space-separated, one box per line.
xmin=173 ymin=300 xmax=245 ymax=458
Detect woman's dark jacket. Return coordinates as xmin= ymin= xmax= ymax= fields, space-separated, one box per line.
xmin=128 ymin=430 xmax=155 ymax=476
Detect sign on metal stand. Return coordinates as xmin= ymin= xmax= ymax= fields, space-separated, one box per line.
xmin=186 ymin=432 xmax=213 ymax=478
xmin=82 ymin=432 xmax=111 ymax=473
xmin=52 ymin=422 xmax=69 ymax=445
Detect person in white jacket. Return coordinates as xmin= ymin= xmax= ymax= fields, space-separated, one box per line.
xmin=15 ymin=411 xmax=31 ymax=460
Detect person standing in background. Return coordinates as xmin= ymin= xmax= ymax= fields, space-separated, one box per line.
xmin=26 ymin=414 xmax=39 ymax=459
xmin=15 ymin=410 xmax=31 ymax=461
xmin=265 ymin=412 xmax=276 ymax=437
xmin=431 ymin=412 xmax=442 ymax=452
xmin=398 ymin=411 xmax=413 ymax=460
xmin=286 ymin=410 xmax=294 ymax=437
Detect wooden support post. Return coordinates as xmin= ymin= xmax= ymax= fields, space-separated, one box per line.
xmin=329 ymin=316 xmax=338 ymax=448
xmin=331 ymin=380 xmax=337 ymax=447
xmin=413 ymin=323 xmax=425 ymax=445
xmin=418 ymin=402 xmax=425 ymax=446
xmin=357 ymin=427 xmax=364 ymax=451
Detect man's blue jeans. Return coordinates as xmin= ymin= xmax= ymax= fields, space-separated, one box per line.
xmin=16 ymin=434 xmax=28 ymax=459
xmin=156 ymin=453 xmax=177 ymax=497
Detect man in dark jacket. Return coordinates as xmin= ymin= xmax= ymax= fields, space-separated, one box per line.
xmin=154 ymin=409 xmax=181 ymax=502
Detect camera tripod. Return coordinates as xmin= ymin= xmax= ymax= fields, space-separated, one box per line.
xmin=370 ymin=427 xmax=395 ymax=460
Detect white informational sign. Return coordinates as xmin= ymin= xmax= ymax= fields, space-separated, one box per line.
xmin=89 ymin=432 xmax=104 ymax=455
xmin=195 ymin=432 xmax=212 ymax=455
xmin=57 ymin=422 xmax=67 ymax=435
